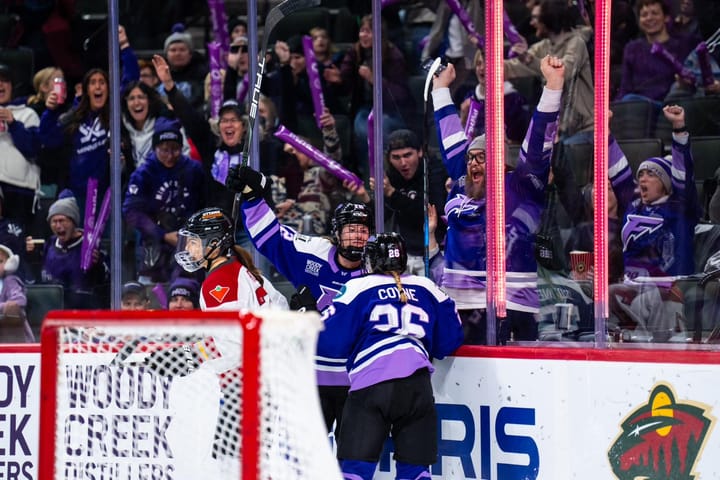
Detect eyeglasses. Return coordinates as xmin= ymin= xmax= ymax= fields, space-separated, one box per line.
xmin=230 ymin=45 xmax=248 ymax=54
xmin=219 ymin=117 xmax=242 ymax=125
xmin=466 ymin=152 xmax=486 ymax=164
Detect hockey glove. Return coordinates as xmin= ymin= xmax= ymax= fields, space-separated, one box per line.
xmin=225 ymin=165 xmax=267 ymax=201
xmin=143 ymin=345 xmax=201 ymax=377
xmin=289 ymin=285 xmax=318 ymax=312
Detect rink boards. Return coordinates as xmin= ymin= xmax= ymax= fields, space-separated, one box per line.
xmin=2 ymin=344 xmax=719 ymax=479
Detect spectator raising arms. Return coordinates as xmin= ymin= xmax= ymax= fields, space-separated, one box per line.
xmin=432 ymin=55 xmax=565 ymax=344
xmin=39 ymin=68 xmax=110 ymax=215
xmin=609 ymin=105 xmax=699 ymax=341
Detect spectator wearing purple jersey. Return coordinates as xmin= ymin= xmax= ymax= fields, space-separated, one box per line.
xmin=608 ymin=105 xmax=698 ymax=341
xmin=122 ymin=120 xmax=206 ymax=284
xmin=432 ymin=55 xmax=564 ymax=344
xmin=26 ymin=190 xmax=109 ymax=309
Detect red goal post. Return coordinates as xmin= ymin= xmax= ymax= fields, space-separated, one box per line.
xmin=39 ymin=309 xmax=342 ymax=480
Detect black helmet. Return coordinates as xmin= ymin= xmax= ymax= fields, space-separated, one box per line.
xmin=363 ymin=232 xmax=408 ymax=274
xmin=175 ymin=208 xmax=234 ymax=272
xmin=331 ymin=203 xmax=374 ymax=261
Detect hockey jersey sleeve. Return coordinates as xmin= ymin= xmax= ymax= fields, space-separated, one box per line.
xmin=608 ymin=134 xmax=637 ymax=214
xmin=241 ymin=196 xmax=311 ymax=286
xmin=432 ymin=86 xmax=469 ymax=181
xmin=428 ymin=285 xmax=464 ymax=359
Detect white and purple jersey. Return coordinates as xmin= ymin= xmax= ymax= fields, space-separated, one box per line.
xmin=432 ymin=86 xmax=560 ymax=312
xmin=317 ymin=274 xmax=463 ymax=391
xmin=609 ymin=133 xmax=699 ymax=280
xmin=242 ymin=197 xmax=365 ymax=311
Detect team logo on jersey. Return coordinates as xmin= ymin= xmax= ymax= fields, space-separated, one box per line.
xmin=209 ymin=285 xmax=230 ymax=303
xmin=305 ymin=259 xmax=322 ymax=276
xmin=316 ymin=285 xmax=341 ymax=311
xmin=608 ymin=383 xmax=714 ymax=480
xmin=621 ymin=214 xmax=664 ymax=249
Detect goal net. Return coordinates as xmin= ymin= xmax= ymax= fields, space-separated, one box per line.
xmin=38 ymin=309 xmax=342 ymax=480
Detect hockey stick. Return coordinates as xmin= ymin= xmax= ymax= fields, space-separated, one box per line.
xmin=230 ymin=0 xmax=320 ymax=225
xmin=421 ymin=58 xmax=444 ymax=277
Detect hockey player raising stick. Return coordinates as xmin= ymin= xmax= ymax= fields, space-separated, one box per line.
xmin=317 ymin=232 xmax=464 ymax=480
xmin=225 ymin=165 xmax=374 ymax=435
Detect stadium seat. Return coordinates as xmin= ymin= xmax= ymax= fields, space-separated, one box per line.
xmin=0 ymin=47 xmax=35 ymax=98
xmin=25 ymin=284 xmax=64 ymax=339
xmin=691 ymin=136 xmax=720 ymax=181
xmin=0 ymin=14 xmax=19 ymax=47
xmin=0 ymin=303 xmax=28 ymax=343
xmin=610 ymin=100 xmax=655 ymax=140
xmin=617 ymin=138 xmax=664 ymax=173
xmin=563 ymin=142 xmax=594 ymax=186
xmin=654 ymin=97 xmax=720 ymax=148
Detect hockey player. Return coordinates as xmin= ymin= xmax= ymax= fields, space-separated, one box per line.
xmin=225 ymin=165 xmax=374 ymax=434
xmin=432 ymin=54 xmax=565 ymax=343
xmin=175 ymin=207 xmax=288 ymax=311
xmin=318 ymin=232 xmax=464 ymax=480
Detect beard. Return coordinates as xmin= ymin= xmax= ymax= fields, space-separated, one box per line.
xmin=464 ymin=174 xmax=486 ymax=200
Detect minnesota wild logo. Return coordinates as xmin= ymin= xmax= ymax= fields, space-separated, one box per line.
xmin=608 ymin=383 xmax=714 ymax=479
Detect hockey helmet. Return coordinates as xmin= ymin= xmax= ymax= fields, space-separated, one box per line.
xmin=331 ymin=203 xmax=374 ymax=261
xmin=363 ymin=232 xmax=408 ymax=274
xmin=175 ymin=208 xmax=234 ymax=272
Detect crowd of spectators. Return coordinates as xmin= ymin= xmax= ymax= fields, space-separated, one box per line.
xmin=1 ymin=0 xmax=720 ymax=344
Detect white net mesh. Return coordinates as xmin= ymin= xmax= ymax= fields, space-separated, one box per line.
xmin=45 ymin=311 xmax=341 ymax=480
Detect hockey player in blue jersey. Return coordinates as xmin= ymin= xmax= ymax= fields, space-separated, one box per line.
xmin=608 ymin=104 xmax=699 ymax=341
xmin=431 ymin=54 xmax=565 ymax=343
xmin=317 ymin=232 xmax=463 ymax=480
xmin=225 ymin=165 xmax=374 ymax=433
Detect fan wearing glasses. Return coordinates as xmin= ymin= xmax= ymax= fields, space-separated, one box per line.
xmin=431 ymin=55 xmax=565 ymax=345
xmin=122 ymin=119 xmax=207 ymax=284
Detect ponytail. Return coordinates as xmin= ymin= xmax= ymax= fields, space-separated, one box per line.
xmin=390 ymin=271 xmax=408 ymax=303
xmin=232 ymin=244 xmax=264 ymax=286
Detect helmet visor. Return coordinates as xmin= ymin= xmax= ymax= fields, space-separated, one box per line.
xmin=174 ymin=229 xmax=206 ymax=272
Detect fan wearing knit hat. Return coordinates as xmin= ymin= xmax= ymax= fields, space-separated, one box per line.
xmin=607 ymin=104 xmax=699 ymax=342
xmin=163 ymin=23 xmax=208 ymax=113
xmin=636 ymin=156 xmax=673 ymax=204
xmin=33 ymin=189 xmax=110 ymax=309
xmin=46 ymin=189 xmax=82 ymax=245
xmin=429 ymin=54 xmax=566 ymax=344
xmin=609 ymin=104 xmax=698 ymax=279
xmin=167 ymin=277 xmax=200 ymax=310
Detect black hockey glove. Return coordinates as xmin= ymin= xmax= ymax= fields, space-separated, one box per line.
xmin=143 ymin=345 xmax=201 ymax=377
xmin=289 ymin=285 xmax=318 ymax=312
xmin=225 ymin=165 xmax=267 ymax=201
